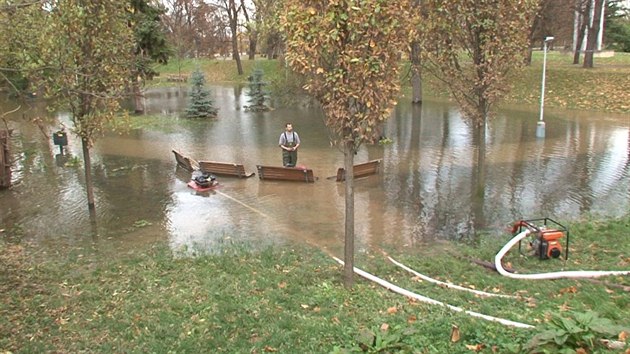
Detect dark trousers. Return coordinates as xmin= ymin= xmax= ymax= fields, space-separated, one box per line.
xmin=283 ymin=150 xmax=297 ymax=167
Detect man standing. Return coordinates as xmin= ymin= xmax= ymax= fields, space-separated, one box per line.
xmin=279 ymin=123 xmax=301 ymax=167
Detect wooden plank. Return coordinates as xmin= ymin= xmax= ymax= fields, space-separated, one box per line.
xmin=172 ymin=149 xmax=199 ymax=172
xmin=336 ymin=159 xmax=382 ymax=182
xmin=256 ymin=165 xmax=315 ymax=183
xmin=198 ymin=161 xmax=255 ymax=178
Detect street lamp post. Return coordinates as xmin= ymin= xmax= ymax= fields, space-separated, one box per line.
xmin=536 ymin=36 xmax=554 ymax=138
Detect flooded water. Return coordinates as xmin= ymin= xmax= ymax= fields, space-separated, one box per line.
xmin=1 ymin=85 xmax=629 ymax=257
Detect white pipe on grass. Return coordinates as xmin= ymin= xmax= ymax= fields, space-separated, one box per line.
xmin=332 ymin=257 xmax=534 ymax=329
xmin=495 ymin=230 xmax=630 ymax=280
xmin=388 ymin=256 xmax=516 ymax=299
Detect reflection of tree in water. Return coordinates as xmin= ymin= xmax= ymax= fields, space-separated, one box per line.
xmin=469 ymin=119 xmax=486 ymax=242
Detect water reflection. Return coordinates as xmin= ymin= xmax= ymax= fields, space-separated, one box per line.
xmin=0 ymin=86 xmax=628 ymax=257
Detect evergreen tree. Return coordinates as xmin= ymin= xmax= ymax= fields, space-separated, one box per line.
xmin=185 ymin=70 xmax=218 ymax=119
xmin=245 ymin=68 xmax=270 ymax=112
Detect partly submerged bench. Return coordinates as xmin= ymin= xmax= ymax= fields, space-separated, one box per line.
xmin=256 ymin=165 xmax=315 ymax=183
xmin=198 ymin=161 xmax=255 ymax=178
xmin=172 ymin=149 xmax=199 ymax=172
xmin=336 ymin=159 xmax=382 ymax=182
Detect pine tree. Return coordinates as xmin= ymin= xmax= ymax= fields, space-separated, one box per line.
xmin=245 ymin=68 xmax=270 ymax=112
xmin=185 ymin=69 xmax=218 ymax=118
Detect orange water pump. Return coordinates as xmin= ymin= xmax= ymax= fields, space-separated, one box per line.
xmin=512 ymin=218 xmax=570 ymax=260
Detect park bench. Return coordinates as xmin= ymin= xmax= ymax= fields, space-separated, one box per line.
xmin=166 ymin=74 xmax=188 ymax=82
xmin=198 ymin=160 xmax=255 ymax=178
xmin=256 ymin=165 xmax=315 ymax=183
xmin=172 ymin=149 xmax=199 ymax=172
xmin=335 ymin=159 xmax=382 ymax=182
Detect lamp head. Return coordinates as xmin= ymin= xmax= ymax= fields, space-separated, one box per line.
xmin=544 ymin=36 xmax=555 ymax=42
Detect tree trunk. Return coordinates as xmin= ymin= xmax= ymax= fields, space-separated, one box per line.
xmin=583 ymin=0 xmax=603 ymax=68
xmin=410 ymin=40 xmax=422 ymax=104
xmin=248 ymin=32 xmax=257 ymax=60
xmin=573 ymin=0 xmax=590 ymax=65
xmin=473 ymin=120 xmax=486 ymax=235
xmin=228 ymin=0 xmax=243 ymax=75
xmin=81 ymin=137 xmax=95 ymax=210
xmin=0 ymin=130 xmax=11 ymax=189
xmin=132 ymin=79 xmax=144 ymax=114
xmin=232 ymin=34 xmax=243 ymax=75
xmin=343 ymin=139 xmax=356 ymax=288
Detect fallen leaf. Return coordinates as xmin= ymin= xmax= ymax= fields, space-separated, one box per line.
xmin=263 ymin=345 xmax=278 ymax=352
xmin=576 ymin=348 xmax=587 ymax=354
xmin=300 ymin=304 xmax=309 ymax=309
xmin=331 ymin=316 xmax=340 ymax=324
xmin=407 ymin=315 xmax=417 ymax=324
xmin=387 ymin=307 xmax=397 ymax=314
xmin=451 ymin=325 xmax=460 ymax=342
xmin=380 ymin=323 xmax=389 ymax=331
xmin=278 ymin=282 xmax=287 ymax=289
xmin=559 ymin=286 xmax=577 ymax=294
xmin=619 ymin=331 xmax=628 ymax=341
xmin=558 ymin=303 xmax=572 ymax=312
xmin=600 ymin=339 xmax=626 ymax=350
xmin=465 ymin=343 xmax=485 ymax=352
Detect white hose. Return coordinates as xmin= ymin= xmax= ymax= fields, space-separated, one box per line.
xmin=495 ymin=230 xmax=630 ymax=280
xmin=388 ymin=256 xmax=516 ymax=298
xmin=333 ymin=257 xmax=534 ymax=329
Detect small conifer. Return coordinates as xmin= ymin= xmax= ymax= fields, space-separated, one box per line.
xmin=185 ymin=69 xmax=218 ymax=118
xmin=245 ymin=68 xmax=270 ymax=112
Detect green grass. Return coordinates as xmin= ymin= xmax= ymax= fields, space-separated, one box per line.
xmin=154 ymin=57 xmax=288 ymax=86
xmin=153 ymin=52 xmax=630 ymax=114
xmin=2 ymin=216 xmax=629 ymax=353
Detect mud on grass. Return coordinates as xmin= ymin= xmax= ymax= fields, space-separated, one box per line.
xmin=1 ymin=216 xmax=629 ymax=353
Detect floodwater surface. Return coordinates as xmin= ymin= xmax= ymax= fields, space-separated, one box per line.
xmin=1 ymin=85 xmax=628 ymax=258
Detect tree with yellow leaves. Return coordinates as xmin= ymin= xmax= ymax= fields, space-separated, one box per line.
xmin=283 ymin=0 xmax=411 ymax=287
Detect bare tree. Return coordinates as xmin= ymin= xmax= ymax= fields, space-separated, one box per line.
xmin=573 ymin=0 xmax=592 ymax=64
xmin=240 ymin=0 xmax=257 ymax=59
xmin=253 ymin=0 xmax=284 ymax=60
xmin=216 ymin=0 xmax=244 ymax=74
xmin=583 ymin=0 xmax=605 ymax=68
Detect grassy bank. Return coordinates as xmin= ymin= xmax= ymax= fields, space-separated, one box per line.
xmin=2 ymin=216 xmax=629 ymax=353
xmin=154 ymin=52 xmax=630 ymax=114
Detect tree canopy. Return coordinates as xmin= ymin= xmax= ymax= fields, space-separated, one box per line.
xmin=419 ymin=0 xmax=539 ymax=124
